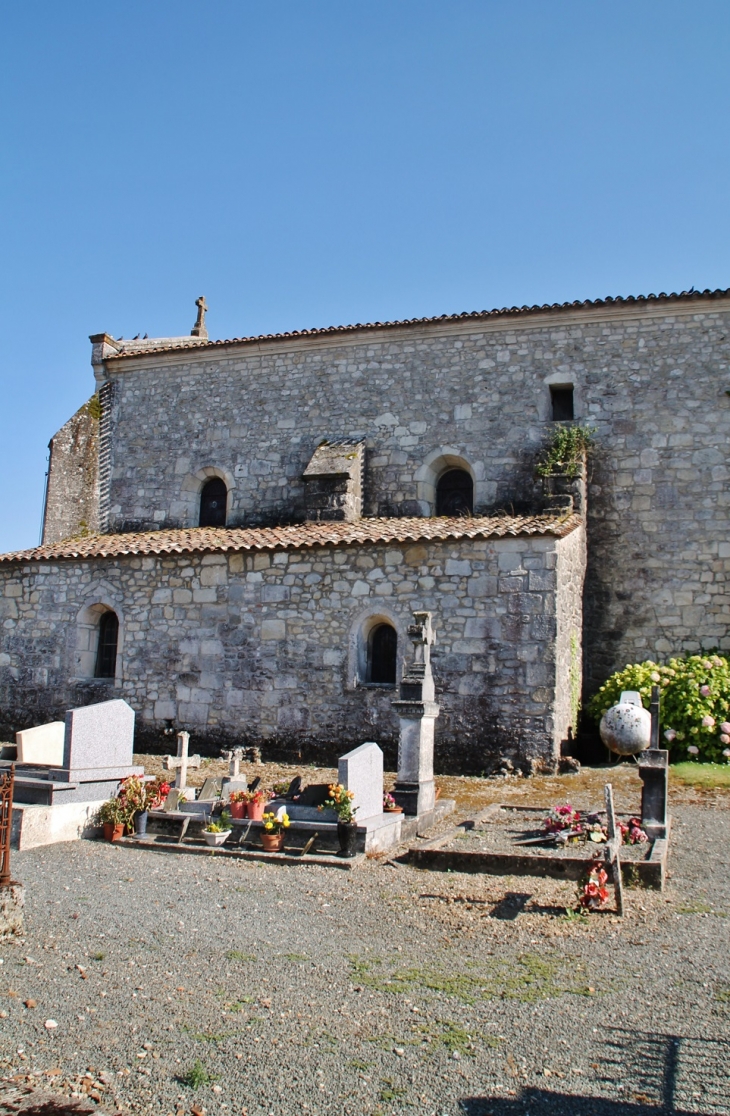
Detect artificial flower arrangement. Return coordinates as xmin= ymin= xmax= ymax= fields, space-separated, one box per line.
xmin=544 ymin=804 xmax=647 ymax=847
xmin=229 ymin=790 xmax=247 ymax=803
xmin=204 ymin=810 xmax=232 ymax=834
xmin=117 ymin=775 xmax=170 ymax=826
xmin=245 ymin=788 xmax=271 ymax=805
xmin=383 ymin=792 xmax=401 ymax=812
xmin=319 ymin=783 xmax=357 ymax=824
xmin=262 ymin=807 xmax=291 ymax=834
xmin=578 ymin=859 xmax=610 ymax=910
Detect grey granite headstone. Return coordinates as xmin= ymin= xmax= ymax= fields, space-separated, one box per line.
xmin=339 ymin=742 xmax=383 ymax=820
xmin=51 ymin=699 xmax=141 ymax=785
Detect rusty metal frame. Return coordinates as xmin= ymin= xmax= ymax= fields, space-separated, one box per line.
xmin=0 ymin=764 xmax=15 ymax=888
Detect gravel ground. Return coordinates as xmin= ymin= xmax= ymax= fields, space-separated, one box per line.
xmin=0 ymin=770 xmax=729 ymax=1116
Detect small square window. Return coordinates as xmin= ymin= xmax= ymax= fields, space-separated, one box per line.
xmin=550 ymin=385 xmax=574 ymax=421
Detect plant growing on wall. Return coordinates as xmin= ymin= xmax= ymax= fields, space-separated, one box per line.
xmin=587 ymin=654 xmax=730 ymax=763
xmin=535 ymin=424 xmax=594 ymax=478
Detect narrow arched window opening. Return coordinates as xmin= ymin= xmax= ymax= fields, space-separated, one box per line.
xmin=199 ymin=478 xmax=227 ymax=527
xmin=95 ymin=611 xmax=119 ymax=679
xmin=368 ymin=624 xmax=397 ymax=685
xmin=436 ymin=469 xmax=473 ymax=516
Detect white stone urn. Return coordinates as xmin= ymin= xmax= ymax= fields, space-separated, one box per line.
xmin=599 ymin=694 xmax=651 ymax=756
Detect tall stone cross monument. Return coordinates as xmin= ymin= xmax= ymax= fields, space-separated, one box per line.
xmin=392 ymin=611 xmax=439 ymax=818
xmin=163 ymin=731 xmax=201 ymax=795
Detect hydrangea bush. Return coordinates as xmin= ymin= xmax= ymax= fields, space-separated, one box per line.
xmin=587 ymin=654 xmax=730 ymax=763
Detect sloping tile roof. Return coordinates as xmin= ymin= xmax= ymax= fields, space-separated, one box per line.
xmin=104 ymin=287 xmax=730 ymax=361
xmin=0 ymin=514 xmax=581 ymax=566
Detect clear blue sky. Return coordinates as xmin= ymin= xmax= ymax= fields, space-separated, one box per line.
xmin=1 ymin=1 xmax=729 ymax=553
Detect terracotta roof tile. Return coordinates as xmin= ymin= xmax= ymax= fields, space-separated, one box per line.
xmin=104 ymin=287 xmax=730 ymax=361
xmin=0 ymin=514 xmax=581 ymax=565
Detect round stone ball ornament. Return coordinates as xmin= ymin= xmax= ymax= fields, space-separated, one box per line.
xmin=599 ymin=691 xmax=651 ymax=756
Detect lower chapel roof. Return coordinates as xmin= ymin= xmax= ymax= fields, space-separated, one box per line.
xmin=0 ymin=514 xmax=581 ymax=566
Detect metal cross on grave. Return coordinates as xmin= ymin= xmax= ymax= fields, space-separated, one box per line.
xmin=163 ymin=731 xmax=201 ymax=793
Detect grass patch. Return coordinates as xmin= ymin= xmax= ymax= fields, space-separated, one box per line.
xmin=284 ymin=952 xmax=309 ymax=962
xmin=670 ymin=762 xmax=730 ymax=789
xmin=91 ymin=952 xmax=105 ymax=961
xmin=350 ymin=1059 xmax=373 ymax=1071
xmin=379 ymin=1080 xmax=407 ymax=1102
xmin=226 ymin=950 xmax=256 ymax=961
xmin=715 ymin=985 xmax=730 ymax=1003
xmin=349 ymin=952 xmax=596 ymax=1005
xmin=180 ymin=1059 xmax=216 ymax=1088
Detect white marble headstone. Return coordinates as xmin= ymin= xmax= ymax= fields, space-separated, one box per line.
xmin=338 ymin=742 xmax=383 ymax=820
xmin=16 ymin=722 xmax=65 ymax=766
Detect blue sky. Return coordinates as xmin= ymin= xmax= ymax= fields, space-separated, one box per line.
xmin=1 ymin=1 xmax=729 ymax=552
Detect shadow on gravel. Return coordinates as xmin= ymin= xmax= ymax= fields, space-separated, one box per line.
xmin=460 ymin=1029 xmax=730 ymax=1116
xmin=488 ymin=892 xmax=531 ymax=920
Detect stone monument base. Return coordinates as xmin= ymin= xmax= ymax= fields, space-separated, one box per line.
xmin=11 ymin=800 xmax=106 ymax=851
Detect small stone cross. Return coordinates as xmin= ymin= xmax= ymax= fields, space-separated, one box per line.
xmin=407 ymin=611 xmax=435 ymax=675
xmin=163 ymin=731 xmax=201 ymax=792
xmin=222 ymin=747 xmax=243 ymax=778
xmin=190 ymin=295 xmax=208 ymax=339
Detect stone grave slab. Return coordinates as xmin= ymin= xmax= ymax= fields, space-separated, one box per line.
xmin=16 ymin=722 xmax=65 ymax=766
xmin=338 ymin=742 xmax=383 ymax=820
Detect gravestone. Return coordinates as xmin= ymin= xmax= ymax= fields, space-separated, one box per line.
xmin=392 ymin=612 xmax=439 ymax=816
xmin=163 ymin=731 xmax=201 ymax=793
xmin=338 ymin=742 xmax=383 ymax=820
xmin=16 ymin=722 xmax=65 ymax=766
xmin=639 ymin=685 xmax=668 ymax=839
xmin=50 ymin=699 xmax=141 ymax=787
xmin=197 ymin=777 xmax=222 ymax=802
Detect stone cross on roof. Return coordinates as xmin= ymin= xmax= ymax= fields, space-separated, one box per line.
xmin=163 ymin=730 xmax=201 ymax=792
xmin=190 ymin=296 xmax=208 ymax=339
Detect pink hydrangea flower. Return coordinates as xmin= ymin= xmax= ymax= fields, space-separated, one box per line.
xmin=702 ymin=715 xmax=715 ymax=728
xmin=664 ymin=729 xmax=676 ymax=742
xmin=720 ymin=734 xmax=730 ymax=746
xmin=720 ymin=722 xmax=730 ymax=735
xmin=687 ymin=745 xmax=700 ymax=755
xmin=700 ymin=685 xmax=711 ymax=697
xmin=724 ymin=748 xmax=730 ymax=759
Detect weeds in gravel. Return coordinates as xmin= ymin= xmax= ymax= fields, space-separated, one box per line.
xmin=379 ymin=1079 xmax=407 ymax=1102
xmin=349 ymin=952 xmax=598 ymax=1004
xmin=715 ymin=984 xmax=730 ymax=1003
xmin=91 ymin=952 xmax=105 ymax=961
xmin=226 ymin=949 xmax=256 ymax=961
xmin=350 ymin=1059 xmax=374 ymax=1071
xmin=284 ymin=952 xmax=309 ymax=961
xmin=180 ymin=1059 xmax=215 ymax=1088
xmin=677 ymin=901 xmax=726 ymax=915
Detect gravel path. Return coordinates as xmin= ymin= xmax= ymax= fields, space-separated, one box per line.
xmin=0 ymin=779 xmax=728 ymax=1115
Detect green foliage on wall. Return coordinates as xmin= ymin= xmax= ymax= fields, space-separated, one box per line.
xmin=535 ymin=424 xmax=594 ymax=478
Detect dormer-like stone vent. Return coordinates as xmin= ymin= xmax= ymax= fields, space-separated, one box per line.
xmin=302 ymin=439 xmax=365 ymax=522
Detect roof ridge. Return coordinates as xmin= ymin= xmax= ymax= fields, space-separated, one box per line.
xmin=0 ymin=514 xmax=581 ymax=564
xmin=104 ymin=287 xmax=730 ymax=361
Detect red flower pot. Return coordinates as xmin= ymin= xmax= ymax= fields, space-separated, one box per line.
xmin=261 ymin=832 xmax=284 ymax=852
xmin=230 ymin=801 xmax=246 ymax=819
xmin=104 ymin=822 xmax=125 ymax=843
xmin=247 ymin=799 xmax=266 ymax=821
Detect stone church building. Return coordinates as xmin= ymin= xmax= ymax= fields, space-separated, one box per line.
xmin=0 ymin=288 xmax=728 ymax=772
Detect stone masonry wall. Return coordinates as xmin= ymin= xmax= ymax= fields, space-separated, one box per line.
xmin=0 ymin=530 xmax=581 ymax=774
xmin=553 ymin=522 xmax=587 ymax=753
xmin=42 ymin=398 xmax=99 ymax=545
xmin=91 ymin=298 xmax=730 ymax=693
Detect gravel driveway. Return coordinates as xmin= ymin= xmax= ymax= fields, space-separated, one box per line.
xmin=0 ymin=778 xmax=728 ymax=1116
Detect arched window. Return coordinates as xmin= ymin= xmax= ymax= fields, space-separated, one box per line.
xmin=95 ymin=611 xmax=119 ymax=679
xmin=368 ymin=623 xmax=397 ymax=685
xmin=436 ymin=469 xmax=473 ymax=516
xmin=199 ymin=478 xmax=227 ymax=527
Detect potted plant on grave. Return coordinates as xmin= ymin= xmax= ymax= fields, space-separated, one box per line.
xmin=320 ymin=783 xmax=359 ymax=858
xmin=260 ymin=808 xmax=290 ymax=852
xmin=245 ymin=787 xmax=270 ymax=822
xmin=229 ymin=789 xmax=247 ymax=819
xmin=383 ymin=792 xmax=402 ymax=814
xmin=99 ymin=798 xmax=125 ymax=843
xmin=203 ymin=810 xmax=233 ymax=847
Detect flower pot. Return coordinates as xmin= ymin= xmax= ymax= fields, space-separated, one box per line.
xmin=204 ymin=830 xmax=230 ymax=847
xmin=383 ymin=806 xmax=403 ymax=814
xmin=230 ymin=801 xmax=246 ymax=819
xmin=134 ymin=810 xmax=149 ymax=837
xmin=261 ymin=832 xmax=284 ymax=852
xmin=337 ymin=820 xmax=359 ymax=858
xmin=104 ymin=822 xmax=125 ymax=843
xmin=247 ymin=799 xmax=266 ymax=821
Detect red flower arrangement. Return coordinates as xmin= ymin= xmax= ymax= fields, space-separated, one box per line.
xmin=618 ymin=818 xmax=648 ymax=845
xmin=578 ymin=859 xmax=610 ymax=910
